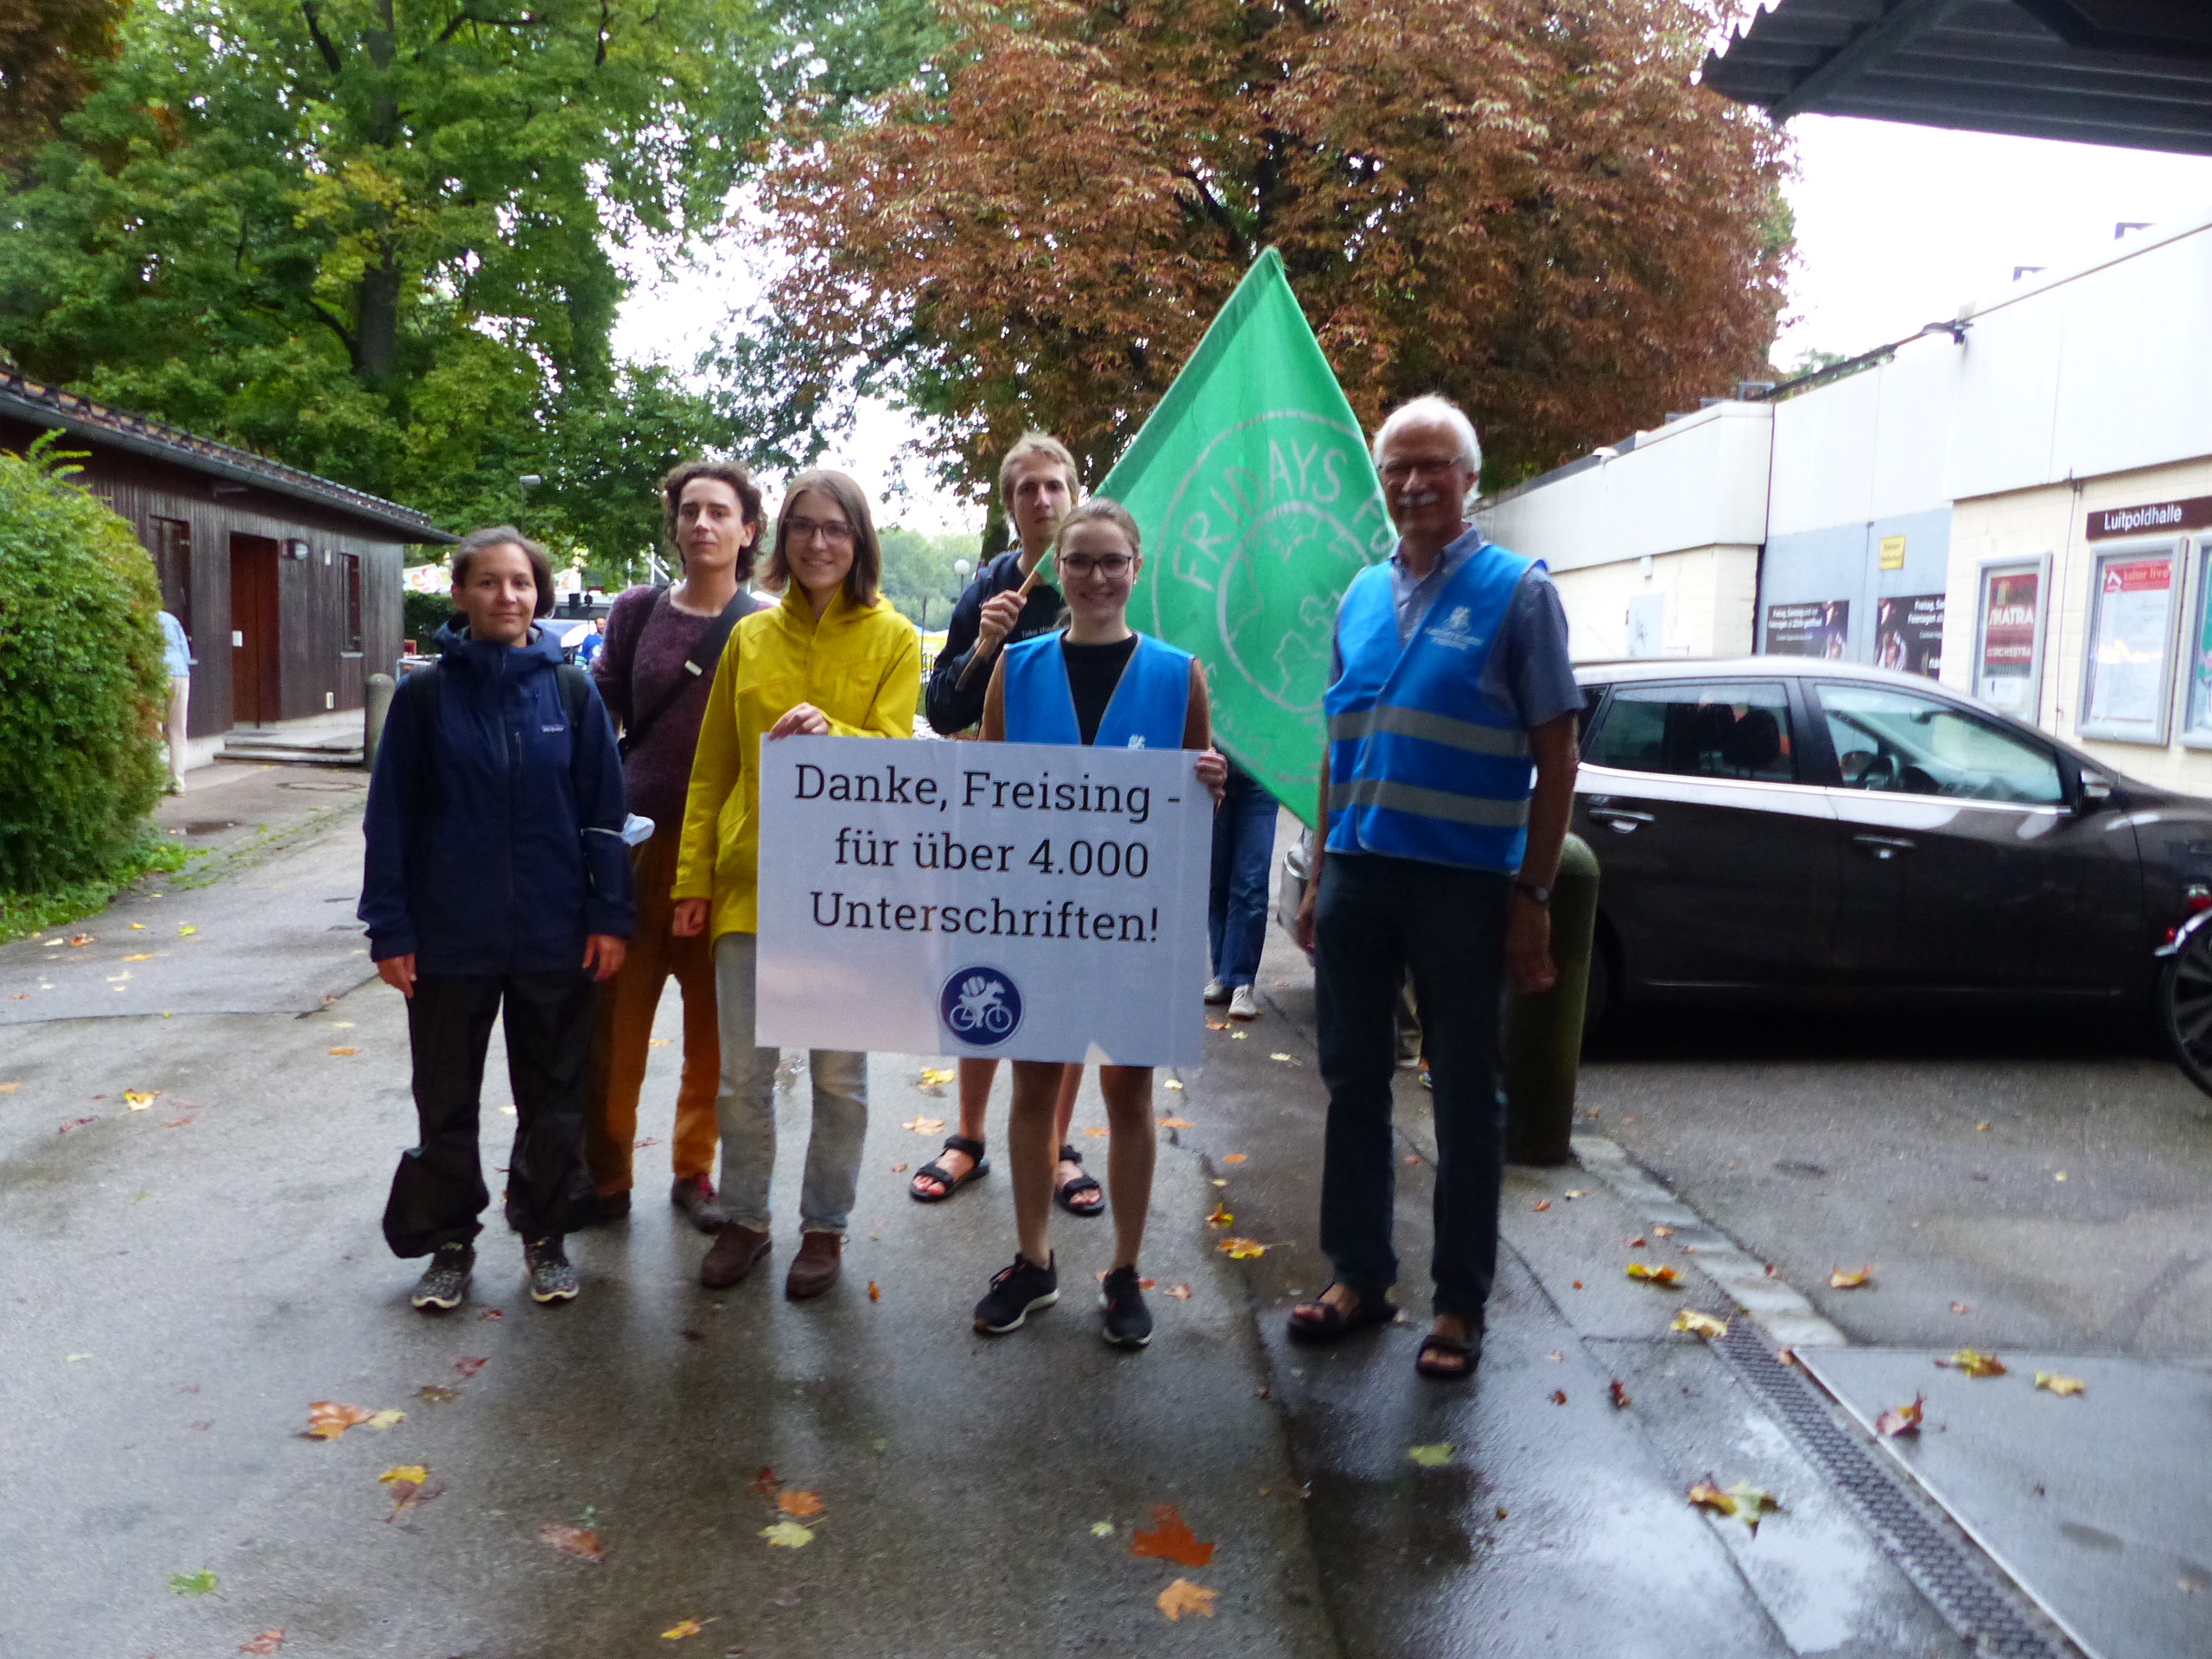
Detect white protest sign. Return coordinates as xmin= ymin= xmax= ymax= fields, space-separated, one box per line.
xmin=754 ymin=735 xmax=1211 ymax=1066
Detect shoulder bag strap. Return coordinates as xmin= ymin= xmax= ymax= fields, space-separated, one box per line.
xmin=618 ymin=589 xmax=748 ymax=760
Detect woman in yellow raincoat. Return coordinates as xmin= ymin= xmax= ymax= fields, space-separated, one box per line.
xmin=672 ymin=469 xmax=918 ymax=1300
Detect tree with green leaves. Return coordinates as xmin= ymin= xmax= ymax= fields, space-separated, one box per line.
xmin=0 ymin=0 xmax=774 ymax=574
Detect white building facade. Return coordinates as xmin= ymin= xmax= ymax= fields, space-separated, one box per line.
xmin=1474 ymin=202 xmax=2212 ymax=794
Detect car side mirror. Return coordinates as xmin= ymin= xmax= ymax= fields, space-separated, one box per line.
xmin=2078 ymin=773 xmax=2114 ymax=812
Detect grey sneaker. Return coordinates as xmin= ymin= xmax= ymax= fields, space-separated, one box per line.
xmin=410 ymin=1243 xmax=474 ymax=1313
xmin=1203 ymin=977 xmax=1230 ymax=1004
xmin=1227 ymin=985 xmax=1261 ymax=1020
xmin=524 ymin=1236 xmax=579 ymax=1304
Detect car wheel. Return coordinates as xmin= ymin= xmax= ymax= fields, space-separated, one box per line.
xmin=2157 ymin=927 xmax=2212 ymax=1098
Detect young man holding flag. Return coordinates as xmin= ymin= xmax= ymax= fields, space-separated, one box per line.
xmin=913 ymin=433 xmax=1095 ymax=1217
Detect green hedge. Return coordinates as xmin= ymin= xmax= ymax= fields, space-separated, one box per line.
xmin=0 ymin=439 xmax=168 ymax=894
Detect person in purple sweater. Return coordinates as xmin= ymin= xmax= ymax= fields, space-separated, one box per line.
xmin=584 ymin=461 xmax=769 ymax=1230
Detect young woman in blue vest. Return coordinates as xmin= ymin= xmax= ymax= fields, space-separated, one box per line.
xmin=969 ymin=499 xmax=1227 ymax=1347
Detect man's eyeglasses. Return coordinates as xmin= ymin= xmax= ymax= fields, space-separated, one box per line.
xmin=1380 ymin=456 xmax=1465 ymax=485
xmin=1059 ymin=554 xmax=1133 ymax=578
xmin=785 ymin=517 xmax=855 ymax=546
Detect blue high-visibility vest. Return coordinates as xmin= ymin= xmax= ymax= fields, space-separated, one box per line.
xmin=1002 ymin=632 xmax=1192 ymax=748
xmin=1322 ymin=543 xmax=1538 ymax=873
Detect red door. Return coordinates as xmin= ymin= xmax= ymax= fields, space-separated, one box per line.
xmin=229 ymin=534 xmax=282 ymax=725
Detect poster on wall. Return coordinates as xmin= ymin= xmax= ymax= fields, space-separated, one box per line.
xmin=1765 ymin=600 xmax=1851 ymax=658
xmin=2081 ymin=548 xmax=2177 ymax=741
xmin=1875 ymin=594 xmax=1944 ymax=678
xmin=2183 ymin=543 xmax=2212 ymax=742
xmin=1976 ymin=564 xmax=2043 ymax=712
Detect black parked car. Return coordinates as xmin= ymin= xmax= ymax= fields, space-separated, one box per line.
xmin=1572 ymin=658 xmax=2212 ymax=1090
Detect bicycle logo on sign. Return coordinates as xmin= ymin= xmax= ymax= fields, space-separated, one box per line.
xmin=940 ymin=966 xmax=1023 ymax=1046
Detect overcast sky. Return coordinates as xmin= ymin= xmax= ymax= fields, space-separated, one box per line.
xmin=615 ymin=117 xmax=2212 ymax=535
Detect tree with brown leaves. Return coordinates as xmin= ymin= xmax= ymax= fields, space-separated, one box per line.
xmin=728 ymin=0 xmax=1791 ymax=523
xmin=0 ymin=0 xmax=124 ymax=174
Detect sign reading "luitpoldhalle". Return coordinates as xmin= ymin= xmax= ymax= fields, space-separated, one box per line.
xmin=754 ymin=736 xmax=1212 ymax=1066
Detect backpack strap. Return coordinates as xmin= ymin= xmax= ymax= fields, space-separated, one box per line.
xmin=404 ymin=664 xmax=444 ymax=821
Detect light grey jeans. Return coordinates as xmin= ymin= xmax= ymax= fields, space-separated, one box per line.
xmin=711 ymin=931 xmax=868 ymax=1235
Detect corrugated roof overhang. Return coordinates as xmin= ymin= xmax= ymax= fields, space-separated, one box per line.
xmin=1702 ymin=0 xmax=2212 ymax=156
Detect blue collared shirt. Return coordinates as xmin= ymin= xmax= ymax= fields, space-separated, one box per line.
xmin=158 ymin=611 xmax=193 ymax=677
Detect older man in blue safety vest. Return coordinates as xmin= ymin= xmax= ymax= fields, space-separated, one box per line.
xmin=1289 ymin=393 xmax=1581 ymax=1382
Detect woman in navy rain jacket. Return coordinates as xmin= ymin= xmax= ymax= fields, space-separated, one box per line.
xmin=359 ymin=526 xmax=635 ymax=1312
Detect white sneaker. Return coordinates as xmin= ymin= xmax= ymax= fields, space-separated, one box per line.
xmin=1204 ymin=978 xmax=1230 ymax=1004
xmin=1228 ymin=986 xmax=1261 ymax=1020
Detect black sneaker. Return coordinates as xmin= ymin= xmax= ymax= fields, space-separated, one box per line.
xmin=973 ymin=1253 xmax=1058 ymax=1334
xmin=410 ymin=1243 xmax=474 ymax=1312
xmin=1100 ymin=1264 xmax=1154 ymax=1348
xmin=524 ymin=1236 xmax=579 ymax=1304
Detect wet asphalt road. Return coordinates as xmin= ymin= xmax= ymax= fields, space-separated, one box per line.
xmin=0 ymin=788 xmax=2101 ymax=1658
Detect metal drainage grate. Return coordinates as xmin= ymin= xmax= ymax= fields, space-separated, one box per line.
xmin=1712 ymin=1320 xmax=2073 ymax=1659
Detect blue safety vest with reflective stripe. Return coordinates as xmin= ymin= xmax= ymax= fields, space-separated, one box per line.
xmin=1002 ymin=631 xmax=1192 ymax=748
xmin=1322 ymin=543 xmax=1538 ymax=872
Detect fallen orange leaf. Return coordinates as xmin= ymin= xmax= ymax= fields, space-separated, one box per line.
xmin=304 ymin=1402 xmax=376 ymax=1440
xmin=1081 ymin=1125 xmax=1108 ymax=1138
xmin=1530 ymin=1198 xmax=1550 ymax=1211
xmin=1165 ymin=1284 xmax=1192 ymax=1300
xmin=1158 ymin=1116 xmax=1193 ymax=1129
xmin=1625 ymin=1262 xmax=1681 ymax=1287
xmin=1206 ymin=1201 xmax=1232 ymax=1228
xmin=1130 ymin=1504 xmax=1213 ymax=1567
xmin=1653 ymin=1224 xmax=1675 ymax=1238
xmin=1157 ymin=1579 xmax=1217 ymax=1622
xmin=1609 ymin=1380 xmax=1631 ymax=1409
xmin=327 ymin=1046 xmax=358 ymax=1057
xmin=1549 ymin=1389 xmax=1567 ymax=1405
xmin=777 ymin=1489 xmax=824 ymax=1518
xmin=238 ymin=1633 xmax=284 ymax=1656
xmin=662 ymin=1618 xmax=705 ymax=1639
xmin=868 ymin=1279 xmax=880 ymax=1301
xmin=1222 ymin=1153 xmax=1246 ymax=1164
xmin=1219 ymin=1237 xmax=1266 ymax=1258
xmin=539 ymin=1522 xmax=605 ymax=1561
xmin=1828 ymin=1266 xmax=1872 ymax=1288
xmin=752 ymin=1466 xmax=785 ymax=1495
xmin=1875 ymin=1395 xmax=1924 ymax=1437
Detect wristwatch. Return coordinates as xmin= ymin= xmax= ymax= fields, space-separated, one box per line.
xmin=1514 ymin=878 xmax=1553 ymax=906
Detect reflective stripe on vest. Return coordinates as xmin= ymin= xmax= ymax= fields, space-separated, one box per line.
xmin=1002 ymin=631 xmax=1192 ymax=749
xmin=1321 ymin=543 xmax=1538 ymax=872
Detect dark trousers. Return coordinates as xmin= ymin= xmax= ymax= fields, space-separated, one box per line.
xmin=1208 ymin=766 xmax=1279 ymax=988
xmin=1313 ymin=851 xmax=1508 ymax=1319
xmin=383 ymin=971 xmax=598 ymax=1257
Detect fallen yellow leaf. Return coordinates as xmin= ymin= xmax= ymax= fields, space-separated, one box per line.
xmin=1219 ymin=1237 xmax=1267 ymax=1259
xmin=2035 ymin=1371 xmax=2086 ymax=1397
xmin=124 ymin=1090 xmax=159 ymax=1109
xmin=1828 ymin=1266 xmax=1873 ymax=1288
xmin=1672 ymin=1309 xmax=1729 ymax=1338
xmin=378 ymin=1465 xmax=429 ymax=1485
xmin=1625 ymin=1262 xmax=1681 ymax=1287
xmin=1156 ymin=1578 xmax=1217 ymax=1622
xmin=122 ymin=952 xmax=153 ymax=962
xmin=1688 ymin=1478 xmax=1780 ymax=1534
xmin=1407 ymin=1443 xmax=1453 ymax=1467
xmin=304 ymin=1402 xmax=377 ymax=1440
xmin=1653 ymin=1224 xmax=1675 ymax=1238
xmin=918 ymin=1065 xmax=955 ymax=1085
xmin=1163 ymin=1078 xmax=1184 ymax=1090
xmin=901 ymin=1116 xmax=945 ymax=1135
xmin=662 ymin=1618 xmax=705 ymax=1640
xmin=760 ymin=1520 xmax=814 ymax=1548
xmin=1268 ymin=1051 xmax=1296 ymax=1063
xmin=365 ymin=1409 xmax=404 ymax=1430
xmin=1937 ymin=1348 xmax=2006 ymax=1377
xmin=129 ymin=921 xmax=144 ymax=930
xmin=1090 ymin=1520 xmax=1115 ymax=1536
xmin=1206 ymin=1202 xmax=1233 ymax=1227
xmin=178 ymin=925 xmax=196 ymax=936
xmin=328 ymin=1047 xmax=359 ymax=1057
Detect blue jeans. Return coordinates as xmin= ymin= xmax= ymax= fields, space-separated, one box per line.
xmin=1208 ymin=766 xmax=1278 ymax=988
xmin=711 ymin=932 xmax=869 ymax=1235
xmin=1313 ymin=851 xmax=1508 ymax=1319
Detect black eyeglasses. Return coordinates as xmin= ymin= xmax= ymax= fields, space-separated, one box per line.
xmin=1059 ymin=554 xmax=1133 ymax=577
xmin=785 ymin=517 xmax=855 ymax=546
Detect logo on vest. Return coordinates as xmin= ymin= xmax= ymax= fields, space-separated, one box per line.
xmin=1424 ymin=604 xmax=1484 ymax=652
xmin=940 ymin=966 xmax=1022 ymax=1046
xmin=1127 ymin=735 xmax=1146 ymax=748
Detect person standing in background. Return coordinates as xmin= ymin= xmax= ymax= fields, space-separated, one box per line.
xmin=913 ymin=433 xmax=1095 ymax=1216
xmin=156 ymin=608 xmax=193 ymax=794
xmin=585 ymin=462 xmax=767 ymax=1233
xmin=1204 ymin=755 xmax=1278 ymax=1021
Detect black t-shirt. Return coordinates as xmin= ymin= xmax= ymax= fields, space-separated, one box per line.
xmin=1060 ymin=635 xmax=1139 ymax=746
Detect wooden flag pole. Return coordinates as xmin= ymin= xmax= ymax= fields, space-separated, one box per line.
xmin=952 ymin=554 xmax=1052 ymax=691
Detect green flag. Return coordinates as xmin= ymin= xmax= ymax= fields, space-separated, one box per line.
xmin=1099 ymin=248 xmax=1393 ymax=824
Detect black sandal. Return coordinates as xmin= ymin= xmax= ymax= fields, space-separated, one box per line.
xmin=1287 ymin=1284 xmax=1395 ymax=1343
xmin=1414 ymin=1331 xmax=1479 ymax=1381
xmin=910 ymin=1135 xmax=989 ymax=1203
xmin=1053 ymin=1144 xmax=1104 ymax=1217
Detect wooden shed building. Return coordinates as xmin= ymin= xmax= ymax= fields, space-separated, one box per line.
xmin=0 ymin=368 xmax=454 ymax=759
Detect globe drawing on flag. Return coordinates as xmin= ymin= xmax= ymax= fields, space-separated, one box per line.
xmin=1103 ymin=251 xmax=1394 ymax=822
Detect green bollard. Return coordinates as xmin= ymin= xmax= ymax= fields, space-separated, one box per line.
xmin=1502 ymin=832 xmax=1600 ymax=1166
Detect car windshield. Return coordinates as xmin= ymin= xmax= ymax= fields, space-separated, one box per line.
xmin=1815 ymin=683 xmax=2063 ymax=804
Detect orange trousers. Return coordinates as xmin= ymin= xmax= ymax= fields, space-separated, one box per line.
xmin=586 ymin=833 xmax=721 ymax=1192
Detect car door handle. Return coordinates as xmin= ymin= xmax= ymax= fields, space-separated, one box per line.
xmin=1853 ymin=833 xmax=1916 ymax=860
xmin=1589 ymin=808 xmax=1654 ymax=834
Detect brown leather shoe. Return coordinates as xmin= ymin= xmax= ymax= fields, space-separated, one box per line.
xmin=700 ymin=1220 xmax=772 ymax=1288
xmin=784 ymin=1230 xmax=842 ymax=1300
